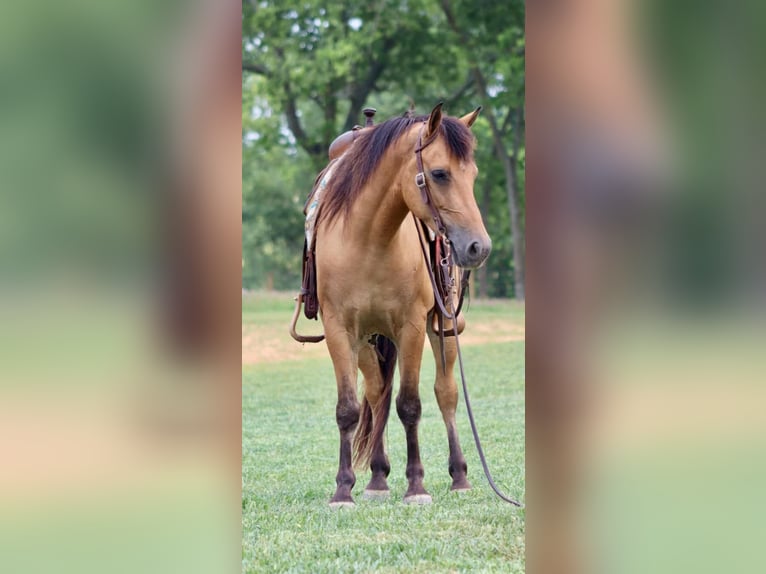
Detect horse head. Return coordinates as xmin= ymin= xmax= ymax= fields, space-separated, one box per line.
xmin=402 ymin=102 xmax=492 ymax=269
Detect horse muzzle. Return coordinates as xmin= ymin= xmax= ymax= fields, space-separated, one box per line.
xmin=448 ymin=228 xmax=492 ymax=269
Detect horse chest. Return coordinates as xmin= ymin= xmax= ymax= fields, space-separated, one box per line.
xmin=332 ymin=280 xmax=424 ymax=337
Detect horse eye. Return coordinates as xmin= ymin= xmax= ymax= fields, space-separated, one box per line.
xmin=430 ymin=169 xmax=450 ymax=183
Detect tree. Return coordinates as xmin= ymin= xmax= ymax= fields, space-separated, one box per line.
xmin=438 ymin=0 xmax=526 ymax=299
xmin=243 ymin=0 xmax=465 ymax=171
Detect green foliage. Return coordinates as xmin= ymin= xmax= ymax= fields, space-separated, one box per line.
xmin=472 ymin=117 xmax=516 ymax=297
xmin=242 ymin=76 xmax=312 ymax=289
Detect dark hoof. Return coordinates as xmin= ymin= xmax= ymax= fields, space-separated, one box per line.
xmin=365 ymin=475 xmax=390 ymax=492
xmin=329 ymin=491 xmax=354 ymax=507
xmin=403 ymin=493 xmax=432 ymax=504
xmin=450 ymin=478 xmax=472 ymax=491
xmin=403 ymin=483 xmax=431 ymax=504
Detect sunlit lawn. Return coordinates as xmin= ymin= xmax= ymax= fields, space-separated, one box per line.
xmin=242 ymin=292 xmax=525 ymax=573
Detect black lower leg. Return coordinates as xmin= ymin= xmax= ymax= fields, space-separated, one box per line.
xmin=396 ymin=392 xmax=428 ymax=497
xmin=331 ymin=395 xmax=359 ymax=504
xmin=365 ymin=440 xmax=391 ymax=492
xmin=446 ymin=423 xmax=470 ymax=490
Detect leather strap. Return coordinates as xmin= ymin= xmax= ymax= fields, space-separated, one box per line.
xmin=449 ymin=291 xmax=523 ymax=507
xmin=412 ymin=121 xmax=466 ymax=328
xmin=414 ymin=123 xmax=447 ymax=237
xmin=411 ymin=122 xmax=465 ymax=359
xmin=412 ymin=214 xmax=456 ymax=320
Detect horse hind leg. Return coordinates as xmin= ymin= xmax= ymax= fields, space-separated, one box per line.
xmin=428 ymin=319 xmax=471 ymax=491
xmin=355 ymin=337 xmax=396 ymax=500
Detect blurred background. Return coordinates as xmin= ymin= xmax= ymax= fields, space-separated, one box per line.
xmin=1 ymin=0 xmax=764 ymax=572
xmin=527 ymin=0 xmax=766 ymax=573
xmin=0 ymin=1 xmax=241 ymax=573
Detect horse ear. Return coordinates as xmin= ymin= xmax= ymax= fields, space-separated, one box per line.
xmin=426 ymin=101 xmax=444 ymax=137
xmin=459 ymin=106 xmax=482 ymax=128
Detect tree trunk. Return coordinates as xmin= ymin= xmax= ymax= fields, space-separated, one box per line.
xmin=508 ymin=107 xmax=525 ymax=299
xmin=478 ymin=104 xmax=524 ymax=300
xmin=477 ymin=175 xmax=492 ymax=298
xmin=503 ymin=151 xmax=525 ymax=299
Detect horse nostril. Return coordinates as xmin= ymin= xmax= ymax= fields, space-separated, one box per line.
xmin=468 ymin=241 xmax=480 ymax=257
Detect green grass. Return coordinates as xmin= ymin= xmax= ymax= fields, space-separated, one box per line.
xmin=242 ymin=293 xmax=525 ymax=573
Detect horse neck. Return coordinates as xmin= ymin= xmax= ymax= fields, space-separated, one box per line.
xmin=347 ymin=142 xmax=413 ymax=244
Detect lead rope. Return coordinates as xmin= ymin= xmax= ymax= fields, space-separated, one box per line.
xmin=449 ymin=293 xmax=524 ymax=507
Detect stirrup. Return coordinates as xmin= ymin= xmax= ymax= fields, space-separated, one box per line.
xmin=289 ymin=294 xmax=325 ymax=343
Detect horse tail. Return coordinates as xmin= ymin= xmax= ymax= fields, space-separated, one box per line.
xmin=353 ymin=336 xmax=397 ymax=469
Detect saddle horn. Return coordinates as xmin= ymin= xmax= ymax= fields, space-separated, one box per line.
xmin=363 ymin=107 xmax=376 ymax=126
xmin=328 ymin=108 xmax=377 ymax=160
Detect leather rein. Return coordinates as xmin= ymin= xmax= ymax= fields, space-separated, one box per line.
xmin=413 ymin=123 xmax=522 ymax=507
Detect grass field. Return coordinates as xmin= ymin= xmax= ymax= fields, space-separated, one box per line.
xmin=242 ymin=292 xmax=525 ymax=573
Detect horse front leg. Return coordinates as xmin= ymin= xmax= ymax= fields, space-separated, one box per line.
xmin=396 ymin=322 xmax=432 ymax=504
xmin=324 ymin=322 xmax=360 ymax=507
xmin=428 ymin=318 xmax=471 ymax=491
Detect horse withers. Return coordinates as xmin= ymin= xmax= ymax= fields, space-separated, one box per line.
xmin=311 ymin=103 xmax=490 ymax=506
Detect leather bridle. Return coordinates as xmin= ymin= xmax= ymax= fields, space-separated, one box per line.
xmin=412 ymin=122 xmax=468 ymax=335
xmin=414 ymin=122 xmax=446 ymax=235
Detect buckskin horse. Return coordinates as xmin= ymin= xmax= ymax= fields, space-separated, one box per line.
xmin=295 ymin=103 xmax=491 ymax=506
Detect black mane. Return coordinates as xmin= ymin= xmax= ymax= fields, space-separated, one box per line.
xmin=318 ymin=114 xmax=475 ymax=225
